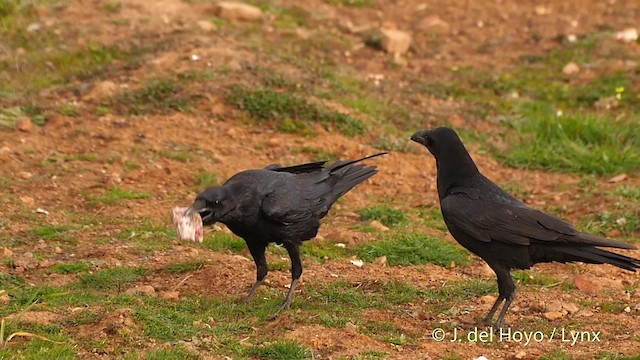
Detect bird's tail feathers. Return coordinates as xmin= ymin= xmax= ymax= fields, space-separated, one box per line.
xmin=558 ymin=246 xmax=640 ymax=272
xmin=328 ymin=152 xmax=387 ymax=173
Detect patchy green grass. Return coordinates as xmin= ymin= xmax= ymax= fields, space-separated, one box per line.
xmin=512 ymin=270 xmax=562 ymax=287
xmin=163 ymin=260 xmax=206 ymax=274
xmin=356 ymin=232 xmax=471 ymax=267
xmin=158 ymin=148 xmax=192 ymax=163
xmin=51 ymin=261 xmax=92 ymax=274
xmin=421 ymin=279 xmax=497 ymax=313
xmin=539 ymin=349 xmax=573 ymax=360
xmin=304 ymin=280 xmax=419 ymax=311
xmin=499 ymin=107 xmax=640 ymax=175
xmin=614 ymin=185 xmax=640 ymax=202
xmin=194 ymin=170 xmax=218 ymax=188
xmin=248 ymin=341 xmax=313 ymax=360
xmin=325 ymin=0 xmax=374 ymax=8
xmin=302 ymin=240 xmax=350 ymax=261
xmin=202 ymin=232 xmax=246 ymax=253
xmin=359 ymin=205 xmax=407 ymax=227
xmin=78 ymin=267 xmax=147 ymax=291
xmin=30 ymin=225 xmax=74 ymax=243
xmin=142 ymin=347 xmax=200 ymax=360
xmin=109 ymin=78 xmax=193 ymax=115
xmin=226 ymin=86 xmax=366 ymax=137
xmin=579 ymin=208 xmax=640 ymax=239
xmin=90 ymin=187 xmax=150 ymax=206
xmin=297 ymin=146 xmax=339 ymax=162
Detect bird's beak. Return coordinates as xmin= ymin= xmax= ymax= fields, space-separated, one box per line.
xmin=410 ymin=130 xmax=429 ymax=146
xmin=185 ymin=199 xmax=208 ymax=218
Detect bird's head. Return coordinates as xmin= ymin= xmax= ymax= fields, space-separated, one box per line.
xmin=185 ymin=186 xmax=233 ymax=226
xmin=410 ymin=127 xmax=462 ymax=157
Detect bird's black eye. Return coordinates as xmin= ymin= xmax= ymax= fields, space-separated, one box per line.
xmin=214 ymin=200 xmax=221 ymax=205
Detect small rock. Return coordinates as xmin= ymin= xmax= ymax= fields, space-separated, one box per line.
xmin=84 ymin=80 xmax=118 ymax=101
xmin=349 ymin=259 xmax=364 ymax=268
xmin=614 ymin=27 xmax=638 ymax=42
xmin=562 ymin=62 xmax=580 ymax=75
xmin=36 ymin=208 xmax=49 ymax=215
xmin=19 ymin=171 xmax=32 ymax=179
xmin=125 ymin=285 xmax=156 ymax=297
xmin=266 ymin=138 xmax=281 ymax=147
xmin=20 ymin=196 xmax=35 ymax=206
xmin=576 ymin=309 xmax=594 ymax=317
xmin=479 ymin=263 xmax=494 ymax=277
xmin=379 ymin=28 xmax=412 ymax=55
xmin=546 ymin=300 xmax=563 ymax=313
xmin=573 ymin=275 xmax=600 ymax=293
xmin=368 ymin=220 xmax=390 ymax=232
xmin=0 ymin=146 xmax=11 ymax=162
xmin=342 ymin=211 xmax=359 ymax=219
xmin=161 ymin=291 xmax=180 ymax=301
xmin=38 ymin=260 xmax=54 ymax=268
xmin=232 ymin=254 xmax=251 ymax=262
xmin=416 ymin=15 xmax=450 ymax=34
xmin=515 ymin=350 xmax=527 ymax=359
xmin=543 ymin=311 xmax=563 ymax=320
xmin=334 ymin=243 xmax=346 ymax=248
xmin=616 ymin=217 xmax=627 ymax=226
xmin=54 ymin=247 xmax=63 ymax=254
xmin=214 ymin=2 xmax=263 ymax=21
xmin=196 ymin=20 xmax=217 ymax=32
xmin=534 ymin=5 xmax=550 ymax=15
xmin=16 ymin=117 xmax=34 ymax=132
xmin=26 ymin=22 xmax=41 ymax=32
xmin=344 ymin=321 xmax=358 ymax=331
xmin=2 ymin=248 xmax=13 ymax=257
xmin=594 ymin=96 xmax=618 ymax=110
xmin=374 ymin=256 xmax=387 ymax=266
xmin=624 ymin=306 xmax=631 ymax=313
xmin=562 ymin=302 xmax=579 ymax=314
xmin=607 ymin=173 xmax=628 ymax=183
xmin=480 ymin=295 xmax=497 ymax=304
xmin=0 ymin=292 xmax=10 ymax=303
xmin=44 ymin=115 xmax=66 ymax=129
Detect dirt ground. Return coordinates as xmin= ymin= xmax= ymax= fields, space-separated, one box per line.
xmin=1 ymin=0 xmax=640 ymax=359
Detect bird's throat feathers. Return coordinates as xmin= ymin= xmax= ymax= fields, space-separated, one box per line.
xmin=435 ymin=150 xmax=480 ymax=200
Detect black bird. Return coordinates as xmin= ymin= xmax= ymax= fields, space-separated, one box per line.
xmin=411 ymin=127 xmax=639 ymax=328
xmin=186 ymin=153 xmax=385 ymax=309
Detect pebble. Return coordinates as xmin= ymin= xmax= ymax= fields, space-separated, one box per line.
xmin=20 ymin=196 xmax=35 ymax=206
xmin=368 ymin=220 xmax=390 ymax=232
xmin=480 ymin=295 xmax=497 ymax=304
xmin=125 ymin=285 xmax=156 ymax=297
xmin=543 ymin=311 xmax=563 ymax=320
xmin=54 ymin=247 xmax=63 ymax=254
xmin=374 ymin=256 xmax=387 ymax=266
xmin=84 ymin=80 xmax=118 ymax=101
xmin=608 ymin=173 xmax=628 ymax=183
xmin=16 ymin=117 xmax=34 ymax=132
xmin=197 ymin=20 xmax=217 ymax=32
xmin=563 ymin=302 xmax=579 ymax=314
xmin=416 ymin=15 xmax=450 ymax=34
xmin=44 ymin=115 xmax=66 ymax=129
xmin=2 ymin=248 xmax=13 ymax=257
xmin=546 ymin=300 xmax=562 ymax=313
xmin=562 ymin=62 xmax=580 ymax=75
xmin=349 ymin=259 xmax=364 ymax=268
xmin=0 ymin=292 xmax=9 ymax=303
xmin=344 ymin=321 xmax=358 ymax=331
xmin=214 ymin=2 xmax=263 ymax=21
xmin=19 ymin=171 xmax=33 ymax=179
xmin=515 ymin=350 xmax=527 ymax=359
xmin=161 ymin=291 xmax=180 ymax=301
xmin=379 ymin=28 xmax=412 ymax=55
xmin=614 ymin=27 xmax=638 ymax=42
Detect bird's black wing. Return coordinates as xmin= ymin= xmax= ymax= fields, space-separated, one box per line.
xmin=266 ymin=161 xmax=327 ymax=174
xmin=441 ymin=193 xmax=635 ymax=249
xmin=260 ymin=181 xmax=316 ymax=226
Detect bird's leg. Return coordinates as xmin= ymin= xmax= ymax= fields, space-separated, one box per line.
xmin=480 ymin=296 xmax=504 ymax=326
xmin=280 ymin=242 xmax=303 ymax=310
xmin=495 ymin=292 xmax=515 ymax=329
xmin=493 ymin=267 xmax=516 ymax=329
xmin=244 ymin=242 xmax=268 ymax=303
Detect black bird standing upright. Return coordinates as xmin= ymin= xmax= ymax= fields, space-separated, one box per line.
xmin=186 ymin=153 xmax=385 ymax=309
xmin=411 ymin=127 xmax=639 ymax=328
